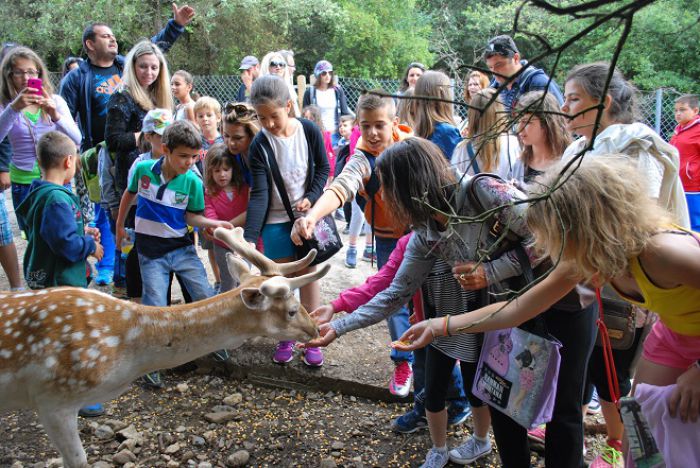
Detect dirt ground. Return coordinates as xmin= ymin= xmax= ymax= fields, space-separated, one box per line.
xmin=0 ymin=191 xmax=605 ymax=467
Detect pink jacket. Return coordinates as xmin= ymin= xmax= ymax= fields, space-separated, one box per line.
xmin=322 ymin=130 xmax=335 ymax=177
xmin=205 ymin=185 xmax=250 ymax=249
xmin=331 ymin=233 xmax=424 ymax=321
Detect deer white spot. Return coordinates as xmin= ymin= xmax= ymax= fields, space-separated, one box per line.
xmin=103 ymin=336 xmax=120 ymax=347
xmin=121 ymin=309 xmax=131 ymax=320
xmin=0 ymin=350 xmax=12 ymax=359
xmin=96 ymin=304 xmax=105 ymax=313
xmin=15 ymin=343 xmax=23 ymax=351
xmin=71 ymin=349 xmax=82 ymax=362
xmin=45 ymin=356 xmax=57 ymax=368
xmin=36 ymin=289 xmax=48 ymax=295
xmin=37 ymin=310 xmax=48 ymax=321
xmin=75 ymin=298 xmax=90 ymax=307
xmin=90 ymin=330 xmax=100 ymax=338
xmin=86 ymin=347 xmax=100 ymax=360
xmin=99 ymin=356 xmax=107 ymax=362
xmin=47 ymin=304 xmax=57 ymax=312
xmin=27 ymin=335 xmax=35 ymax=344
xmin=4 ymin=328 xmax=11 ymax=336
xmin=71 ymin=332 xmax=84 ymax=341
xmin=126 ymin=327 xmax=142 ymax=341
xmin=6 ymin=308 xmax=13 ymax=315
xmin=12 ymin=331 xmax=20 ymax=338
xmin=11 ymin=292 xmax=33 ymax=298
xmin=62 ymin=325 xmax=71 ymax=334
xmin=54 ymin=316 xmax=63 ymax=324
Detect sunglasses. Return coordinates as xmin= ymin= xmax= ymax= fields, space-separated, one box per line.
xmin=269 ymin=61 xmax=287 ymax=68
xmin=319 ymin=71 xmax=332 ymax=76
xmin=224 ymin=102 xmax=256 ymax=118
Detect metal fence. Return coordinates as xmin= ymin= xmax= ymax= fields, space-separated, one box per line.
xmin=50 ymin=72 xmax=680 ymax=140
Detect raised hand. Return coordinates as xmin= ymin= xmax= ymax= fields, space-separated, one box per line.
xmin=10 ymin=86 xmax=41 ymax=112
xmin=172 ymin=3 xmax=196 ymax=26
xmin=38 ymin=88 xmax=60 ymax=122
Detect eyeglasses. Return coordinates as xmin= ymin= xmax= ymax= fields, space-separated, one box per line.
xmin=224 ymin=102 xmax=256 ymax=118
xmin=320 ymin=71 xmax=332 ymax=76
xmin=11 ymin=69 xmax=39 ymax=78
xmin=269 ymin=61 xmax=287 ymax=68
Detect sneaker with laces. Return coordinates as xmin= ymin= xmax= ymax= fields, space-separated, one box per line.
xmin=211 ymin=349 xmax=230 ymax=361
xmin=272 ymin=341 xmax=294 ymax=363
xmin=345 ymin=246 xmax=357 ymax=268
xmin=391 ymin=409 xmax=428 ymax=433
xmin=143 ymin=371 xmax=163 ymax=389
xmin=95 ymin=269 xmax=113 ymax=286
xmin=420 ymin=448 xmax=449 ymax=468
xmin=449 ymin=436 xmax=492 ymax=465
xmin=447 ymin=404 xmax=472 ymax=426
xmin=362 ymin=246 xmax=376 ymax=262
xmin=587 ymin=388 xmax=602 ymax=414
xmin=302 ymin=347 xmax=324 ymax=367
xmin=590 ymin=440 xmax=623 ymax=468
xmin=389 ymin=361 xmax=412 ymax=397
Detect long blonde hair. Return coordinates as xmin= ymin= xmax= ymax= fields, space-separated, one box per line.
xmin=120 ymin=40 xmax=173 ymax=111
xmin=467 ymin=88 xmax=509 ymax=172
xmin=0 ymin=47 xmax=54 ymax=106
xmin=526 ymin=155 xmax=672 ymax=282
xmin=412 ymin=70 xmax=456 ymax=139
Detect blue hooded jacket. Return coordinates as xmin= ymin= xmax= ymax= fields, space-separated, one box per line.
xmin=489 ymin=60 xmax=563 ymax=113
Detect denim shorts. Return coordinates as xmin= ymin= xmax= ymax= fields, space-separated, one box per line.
xmin=0 ymin=194 xmax=13 ymax=246
xmin=261 ymin=222 xmax=295 ymax=260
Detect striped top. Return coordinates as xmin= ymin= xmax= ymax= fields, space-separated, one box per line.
xmin=128 ymin=157 xmax=204 ymax=258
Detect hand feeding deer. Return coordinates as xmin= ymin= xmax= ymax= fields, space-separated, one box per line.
xmin=0 ymin=227 xmax=326 ymax=468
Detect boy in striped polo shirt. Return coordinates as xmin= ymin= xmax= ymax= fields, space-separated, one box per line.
xmin=116 ymin=119 xmax=232 ymax=307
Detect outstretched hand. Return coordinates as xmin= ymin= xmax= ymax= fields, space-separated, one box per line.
xmin=298 ymin=323 xmax=337 ymax=349
xmin=172 ymin=3 xmax=195 ymax=26
xmin=291 ymin=216 xmax=316 ymax=245
xmin=309 ymin=304 xmax=335 ymax=325
xmin=391 ymin=319 xmax=440 ymax=352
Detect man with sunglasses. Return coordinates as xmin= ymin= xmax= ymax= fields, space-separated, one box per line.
xmin=236 ymin=55 xmax=260 ymax=103
xmin=483 ymin=35 xmax=563 ymax=114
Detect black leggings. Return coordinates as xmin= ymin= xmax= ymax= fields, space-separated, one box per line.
xmin=424 ymin=345 xmax=484 ymax=412
xmin=489 ymin=303 xmax=597 ymax=468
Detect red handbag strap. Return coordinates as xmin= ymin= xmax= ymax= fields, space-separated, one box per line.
xmin=595 ymin=287 xmax=621 ymax=406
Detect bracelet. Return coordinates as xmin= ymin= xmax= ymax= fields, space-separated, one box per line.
xmin=443 ymin=315 xmax=452 ymax=337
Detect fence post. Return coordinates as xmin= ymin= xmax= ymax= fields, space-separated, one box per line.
xmin=654 ymin=88 xmax=663 ymax=135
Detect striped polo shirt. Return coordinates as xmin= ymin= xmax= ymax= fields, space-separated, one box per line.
xmin=128 ymin=157 xmax=204 ymax=258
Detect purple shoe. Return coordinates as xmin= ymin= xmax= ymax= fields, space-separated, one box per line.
xmin=273 ymin=341 xmax=295 ymax=364
xmin=302 ymin=347 xmax=324 ymax=367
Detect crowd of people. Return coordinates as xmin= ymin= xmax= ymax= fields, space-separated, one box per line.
xmin=0 ymin=6 xmax=698 ymax=468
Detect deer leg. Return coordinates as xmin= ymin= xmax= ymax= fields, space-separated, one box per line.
xmin=37 ymin=405 xmax=87 ymax=468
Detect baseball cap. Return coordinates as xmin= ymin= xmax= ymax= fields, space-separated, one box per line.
xmin=314 ymin=60 xmax=333 ymax=77
xmin=142 ymin=109 xmax=173 ymax=135
xmin=483 ymin=35 xmax=519 ymax=59
xmin=239 ymin=55 xmax=259 ymax=70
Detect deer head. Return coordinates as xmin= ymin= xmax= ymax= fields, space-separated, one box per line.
xmin=214 ymin=226 xmax=327 ymax=343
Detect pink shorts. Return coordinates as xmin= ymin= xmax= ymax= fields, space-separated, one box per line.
xmin=642 ymin=321 xmax=700 ymax=369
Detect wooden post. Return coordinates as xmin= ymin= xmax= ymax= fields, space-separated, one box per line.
xmin=296 ymin=74 xmax=307 ymax=109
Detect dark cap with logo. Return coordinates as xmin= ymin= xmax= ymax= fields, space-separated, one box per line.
xmin=483 ymin=35 xmax=519 ymax=60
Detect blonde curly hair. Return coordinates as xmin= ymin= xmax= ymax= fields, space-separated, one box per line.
xmin=526 ymin=155 xmax=672 ymax=282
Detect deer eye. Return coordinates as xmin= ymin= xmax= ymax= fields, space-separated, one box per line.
xmin=288 ymin=308 xmax=297 ymax=318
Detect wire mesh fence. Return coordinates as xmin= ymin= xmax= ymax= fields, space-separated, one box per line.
xmin=49 ymin=72 xmax=680 ymax=140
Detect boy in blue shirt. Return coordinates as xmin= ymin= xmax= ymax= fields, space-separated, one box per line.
xmin=115 ymin=120 xmax=232 ymax=387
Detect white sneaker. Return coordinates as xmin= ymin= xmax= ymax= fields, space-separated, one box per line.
xmin=420 ymin=448 xmax=449 ymax=468
xmin=389 ymin=361 xmax=412 ymax=398
xmin=449 ymin=436 xmax=492 ymax=465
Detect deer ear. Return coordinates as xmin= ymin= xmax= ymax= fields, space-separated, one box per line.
xmin=240 ymin=288 xmax=265 ymax=310
xmin=226 ymin=253 xmax=251 ymax=282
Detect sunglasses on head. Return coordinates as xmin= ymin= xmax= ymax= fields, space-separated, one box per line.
xmin=224 ymin=102 xmax=256 ymax=118
xmin=270 ymin=61 xmax=287 ymax=68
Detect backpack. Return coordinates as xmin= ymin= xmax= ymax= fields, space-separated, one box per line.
xmin=80 ymin=142 xmax=112 ymax=203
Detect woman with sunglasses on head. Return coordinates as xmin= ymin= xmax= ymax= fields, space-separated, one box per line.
xmin=302 ymin=60 xmax=351 ymax=147
xmin=260 ymin=51 xmax=299 ymax=117
xmin=396 ymin=62 xmax=426 ymax=127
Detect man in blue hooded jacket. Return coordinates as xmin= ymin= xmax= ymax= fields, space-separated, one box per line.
xmin=484 ymin=35 xmax=563 ymax=113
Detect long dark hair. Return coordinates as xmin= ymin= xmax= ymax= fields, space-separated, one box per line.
xmin=376 ymin=137 xmax=455 ymax=227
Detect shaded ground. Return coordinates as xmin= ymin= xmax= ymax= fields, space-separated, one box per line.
xmin=0 ymin=191 xmax=605 ymax=467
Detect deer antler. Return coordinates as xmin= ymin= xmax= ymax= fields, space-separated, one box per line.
xmin=214 ymin=227 xmax=316 ymax=276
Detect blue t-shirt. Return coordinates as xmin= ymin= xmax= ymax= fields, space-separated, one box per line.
xmin=90 ymin=63 xmax=122 ymax=144
xmin=430 ymin=122 xmax=462 ymax=161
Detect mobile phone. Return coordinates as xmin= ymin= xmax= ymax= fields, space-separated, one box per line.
xmin=27 ymin=78 xmax=42 ymax=95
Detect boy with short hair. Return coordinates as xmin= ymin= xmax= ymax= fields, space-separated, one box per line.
xmin=336 ymin=114 xmax=354 ymax=148
xmin=18 ymin=131 xmax=104 ymax=290
xmin=193 ymin=96 xmax=224 ymax=174
xmin=17 ymin=130 xmax=105 ymax=417
xmin=291 ymin=91 xmax=416 ymax=397
xmin=670 ymin=94 xmax=700 ymax=231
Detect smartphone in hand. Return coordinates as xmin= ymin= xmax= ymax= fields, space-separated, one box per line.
xmin=27 ymin=77 xmax=42 ymax=95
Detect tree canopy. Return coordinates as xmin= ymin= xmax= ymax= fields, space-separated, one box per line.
xmin=1 ymin=0 xmax=697 ymax=91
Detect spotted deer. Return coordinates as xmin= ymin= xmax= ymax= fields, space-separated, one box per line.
xmin=0 ymin=227 xmax=326 ymax=468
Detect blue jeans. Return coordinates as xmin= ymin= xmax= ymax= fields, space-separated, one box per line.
xmin=375 ymin=236 xmax=412 ymax=364
xmin=107 ymin=211 xmax=126 ymax=288
xmin=93 ymin=203 xmax=115 ymax=271
xmin=138 ymin=245 xmax=213 ymax=306
xmin=687 ymin=192 xmax=700 ymax=232
xmin=11 ymin=182 xmax=32 ymax=232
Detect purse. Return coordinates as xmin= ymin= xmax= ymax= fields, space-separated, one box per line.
xmin=472 ymin=324 xmax=562 ymax=429
xmin=594 ymin=285 xmax=637 ymax=350
xmin=262 ymin=141 xmax=342 ymax=267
